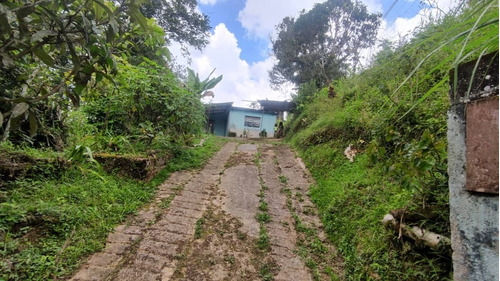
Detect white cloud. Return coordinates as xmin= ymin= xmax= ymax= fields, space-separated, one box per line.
xmin=199 ymin=0 xmax=218 ymax=5
xmin=359 ymin=0 xmax=463 ymax=67
xmin=238 ymin=0 xmax=320 ymax=39
xmin=379 ymin=0 xmax=462 ymax=42
xmin=170 ymin=23 xmax=289 ymax=107
xmin=238 ymin=0 xmax=383 ymax=39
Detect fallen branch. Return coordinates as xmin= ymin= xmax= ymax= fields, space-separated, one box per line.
xmin=381 ymin=214 xmax=451 ymax=250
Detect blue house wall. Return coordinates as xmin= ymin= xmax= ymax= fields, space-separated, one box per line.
xmin=227 ymin=108 xmax=277 ymax=138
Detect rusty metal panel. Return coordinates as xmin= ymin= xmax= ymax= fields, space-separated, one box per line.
xmin=466 ymin=96 xmax=499 ymax=194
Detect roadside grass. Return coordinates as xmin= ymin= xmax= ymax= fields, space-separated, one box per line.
xmin=0 ymin=134 xmax=225 ymax=280
xmin=282 ymin=97 xmax=451 ymax=280
xmin=284 ymin=2 xmax=499 ymax=278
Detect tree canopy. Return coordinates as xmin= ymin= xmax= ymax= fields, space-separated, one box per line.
xmin=0 ymin=0 xmax=211 ymax=144
xmin=141 ymin=0 xmax=210 ymax=50
xmin=269 ymin=0 xmax=381 ymax=88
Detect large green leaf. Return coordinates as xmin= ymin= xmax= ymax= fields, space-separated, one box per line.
xmin=0 ymin=111 xmax=3 ymax=125
xmin=204 ymin=75 xmax=223 ymax=91
xmin=33 ymin=47 xmax=55 ymax=66
xmin=11 ymin=102 xmax=29 ymax=118
xmin=30 ymin=30 xmax=57 ymax=43
xmin=16 ymin=4 xmax=35 ymax=19
xmin=128 ymin=5 xmax=149 ymax=32
xmin=28 ymin=110 xmax=37 ymax=137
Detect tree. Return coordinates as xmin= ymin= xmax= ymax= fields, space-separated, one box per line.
xmin=0 ymin=0 xmax=205 ymax=144
xmin=140 ymin=0 xmax=210 ymax=50
xmin=0 ymin=0 xmax=166 ymax=141
xmin=269 ymin=0 xmax=381 ymax=88
xmin=186 ymin=67 xmax=223 ymax=98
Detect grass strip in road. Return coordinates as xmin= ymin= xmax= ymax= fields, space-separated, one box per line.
xmin=254 ymin=144 xmax=279 ymax=279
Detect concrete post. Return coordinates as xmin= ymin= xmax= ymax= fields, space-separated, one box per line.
xmin=447 ymin=52 xmax=498 ymax=280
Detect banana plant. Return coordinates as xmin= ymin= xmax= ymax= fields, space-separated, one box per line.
xmin=186 ymin=67 xmax=223 ymax=97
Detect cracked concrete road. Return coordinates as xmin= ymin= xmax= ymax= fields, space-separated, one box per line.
xmin=70 ymin=140 xmax=343 ymax=281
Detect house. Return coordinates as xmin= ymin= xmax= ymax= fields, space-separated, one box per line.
xmin=206 ymin=100 xmax=294 ymax=138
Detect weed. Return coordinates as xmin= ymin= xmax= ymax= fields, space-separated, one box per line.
xmin=254 ymin=151 xmax=261 ymax=167
xmin=194 ymin=217 xmax=205 ymax=239
xmin=159 ymin=195 xmax=175 ymax=209
xmin=259 ymin=262 xmax=278 ymax=281
xmin=256 ymin=212 xmax=271 ymax=224
xmin=305 ymin=257 xmax=317 ymax=269
xmin=257 ymin=227 xmax=270 ymax=251
xmin=258 ymin=190 xmax=265 ymax=198
xmin=174 ymin=252 xmax=186 ymax=260
xmin=172 ymin=185 xmax=184 ymax=193
xmin=295 ymin=192 xmax=304 ymax=202
xmin=273 ymin=157 xmax=279 ymax=165
xmin=278 ymin=175 xmax=288 ymax=184
xmin=259 ymin=200 xmax=269 ymax=212
xmin=224 ymin=254 xmax=235 ymax=265
xmin=280 ymin=187 xmax=291 ymax=194
xmin=236 ymin=230 xmax=247 ymax=240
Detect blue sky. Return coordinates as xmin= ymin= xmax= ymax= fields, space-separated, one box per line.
xmin=170 ymin=0 xmax=460 ymax=107
xmin=199 ymin=0 xmax=422 ymax=64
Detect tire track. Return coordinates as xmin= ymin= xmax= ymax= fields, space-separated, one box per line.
xmin=70 ymin=142 xmax=237 ymax=281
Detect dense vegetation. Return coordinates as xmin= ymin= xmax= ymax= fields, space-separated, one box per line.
xmin=283 ymin=0 xmax=498 ymax=279
xmin=0 ymin=0 xmax=222 ymax=280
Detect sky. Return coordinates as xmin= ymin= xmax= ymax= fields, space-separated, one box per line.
xmin=170 ymin=0 xmax=461 ymax=107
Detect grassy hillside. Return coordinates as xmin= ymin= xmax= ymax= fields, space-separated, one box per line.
xmin=285 ymin=1 xmax=498 ymax=279
xmin=0 ymin=135 xmax=225 ymax=280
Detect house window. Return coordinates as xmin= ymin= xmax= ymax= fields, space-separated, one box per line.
xmin=244 ymin=116 xmax=261 ymax=128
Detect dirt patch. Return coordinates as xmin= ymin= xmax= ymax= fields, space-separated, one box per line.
xmin=94 ymin=152 xmax=170 ymax=181
xmin=173 ymin=205 xmax=277 ymax=281
xmin=0 ymin=149 xmax=65 ymax=184
xmin=224 ymin=152 xmax=255 ymax=168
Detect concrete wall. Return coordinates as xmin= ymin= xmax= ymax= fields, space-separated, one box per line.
xmin=448 ymin=52 xmax=498 ymax=280
xmin=227 ymin=108 xmax=277 ymax=138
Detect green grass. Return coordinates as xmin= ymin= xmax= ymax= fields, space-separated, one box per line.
xmin=255 ymin=212 xmax=271 ymax=224
xmin=257 ymin=227 xmax=270 ymax=251
xmin=194 ymin=217 xmax=205 ymax=239
xmin=283 ymin=2 xmax=498 ymax=279
xmin=0 ymin=134 xmax=225 ymax=280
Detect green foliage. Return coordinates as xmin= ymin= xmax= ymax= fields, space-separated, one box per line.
xmin=257 ymin=227 xmax=270 ymax=251
xmin=285 ymin=1 xmax=497 ymax=279
xmin=186 ymin=67 xmax=223 ymax=96
xmin=255 ymin=212 xmax=271 ymax=224
xmin=270 ymin=0 xmax=381 ymax=87
xmin=259 ymin=262 xmax=277 ymax=281
xmin=0 ymin=134 xmax=225 ymax=280
xmin=0 ymin=0 xmax=168 ymax=143
xmin=84 ymin=58 xmax=205 ymax=147
xmin=194 ymin=217 xmax=205 ymax=239
xmin=140 ymin=0 xmax=210 ymax=50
